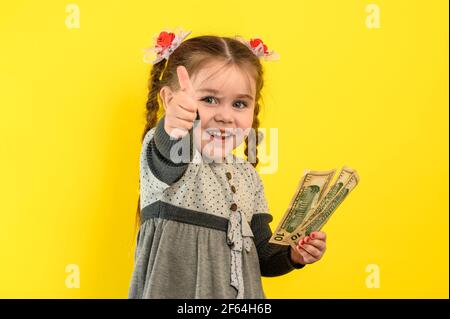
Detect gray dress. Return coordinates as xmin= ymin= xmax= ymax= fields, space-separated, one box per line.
xmin=128 ymin=116 xmax=304 ymax=299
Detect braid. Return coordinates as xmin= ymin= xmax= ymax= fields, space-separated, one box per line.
xmin=244 ymin=101 xmax=261 ymax=168
xmin=135 ymin=59 xmax=167 ymax=233
xmin=141 ymin=60 xmax=167 ymax=142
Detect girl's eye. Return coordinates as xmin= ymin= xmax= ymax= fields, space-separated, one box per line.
xmin=233 ymin=100 xmax=248 ymax=109
xmin=200 ymin=96 xmax=248 ymax=109
xmin=200 ymin=96 xmax=218 ymax=104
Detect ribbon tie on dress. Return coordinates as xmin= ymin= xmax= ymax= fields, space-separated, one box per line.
xmin=227 ymin=209 xmax=254 ymax=299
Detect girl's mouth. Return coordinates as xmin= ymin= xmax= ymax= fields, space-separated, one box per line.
xmin=206 ymin=129 xmax=234 ymax=144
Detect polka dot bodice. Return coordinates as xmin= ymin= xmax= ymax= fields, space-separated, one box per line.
xmin=140 ymin=127 xmax=269 ymax=224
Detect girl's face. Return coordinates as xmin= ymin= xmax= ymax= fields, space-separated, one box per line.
xmin=190 ymin=61 xmax=256 ymax=162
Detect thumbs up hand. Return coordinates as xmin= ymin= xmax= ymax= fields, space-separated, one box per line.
xmin=163 ymin=65 xmax=199 ymax=139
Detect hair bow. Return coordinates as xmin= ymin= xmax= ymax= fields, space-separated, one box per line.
xmin=142 ymin=26 xmax=192 ymax=64
xmin=142 ymin=27 xmax=280 ymax=64
xmin=234 ymin=35 xmax=280 ymax=61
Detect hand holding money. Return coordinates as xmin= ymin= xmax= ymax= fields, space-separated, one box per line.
xmin=270 ymin=166 xmax=359 ymax=249
xmin=290 ymin=231 xmax=327 ymax=265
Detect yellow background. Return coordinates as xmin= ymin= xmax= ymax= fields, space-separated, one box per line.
xmin=0 ymin=0 xmax=448 ymax=298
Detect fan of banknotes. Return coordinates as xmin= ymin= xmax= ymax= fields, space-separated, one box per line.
xmin=269 ymin=166 xmax=359 ymax=248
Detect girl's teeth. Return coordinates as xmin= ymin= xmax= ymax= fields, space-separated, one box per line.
xmin=209 ymin=131 xmax=231 ymax=138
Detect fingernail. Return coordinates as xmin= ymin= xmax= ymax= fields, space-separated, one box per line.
xmin=311 ymin=233 xmax=315 ymax=239
xmin=304 ymin=237 xmax=309 ymax=243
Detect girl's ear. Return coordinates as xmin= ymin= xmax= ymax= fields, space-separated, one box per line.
xmin=159 ymin=86 xmax=174 ymax=111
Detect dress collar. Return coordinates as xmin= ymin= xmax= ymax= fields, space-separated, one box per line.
xmin=194 ymin=150 xmax=245 ymax=165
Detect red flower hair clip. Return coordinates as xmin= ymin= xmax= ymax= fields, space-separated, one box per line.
xmin=142 ymin=28 xmax=279 ymax=64
xmin=143 ymin=27 xmax=192 ymax=64
xmin=235 ymin=35 xmax=280 ymax=61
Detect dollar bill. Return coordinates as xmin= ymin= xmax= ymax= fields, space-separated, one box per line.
xmin=301 ymin=166 xmax=356 ymax=227
xmin=287 ymin=170 xmax=360 ymax=247
xmin=269 ymin=169 xmax=336 ymax=245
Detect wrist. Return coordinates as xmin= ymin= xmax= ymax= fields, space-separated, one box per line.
xmin=288 ymin=246 xmax=306 ymax=269
xmin=155 ymin=116 xmax=193 ymax=163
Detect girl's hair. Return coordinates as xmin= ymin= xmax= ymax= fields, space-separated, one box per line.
xmin=135 ymin=35 xmax=265 ymax=230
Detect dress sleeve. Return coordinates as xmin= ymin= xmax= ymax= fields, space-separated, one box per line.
xmin=139 ymin=116 xmax=193 ymax=210
xmin=146 ymin=115 xmax=193 ymax=185
xmin=250 ymin=171 xmax=305 ymax=277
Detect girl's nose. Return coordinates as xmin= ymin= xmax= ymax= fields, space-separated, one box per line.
xmin=214 ymin=105 xmax=234 ymax=124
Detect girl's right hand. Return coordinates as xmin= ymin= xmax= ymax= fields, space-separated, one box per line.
xmin=163 ymin=65 xmax=199 ymax=139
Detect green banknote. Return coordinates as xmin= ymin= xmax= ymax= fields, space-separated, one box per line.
xmin=287 ymin=170 xmax=359 ymax=247
xmin=269 ymin=169 xmax=336 ymax=245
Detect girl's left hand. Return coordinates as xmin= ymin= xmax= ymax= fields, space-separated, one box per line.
xmin=290 ymin=231 xmax=327 ymax=265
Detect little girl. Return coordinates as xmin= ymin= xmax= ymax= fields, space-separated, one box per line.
xmin=128 ymin=29 xmax=327 ymax=299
